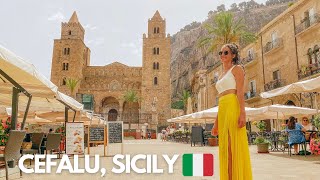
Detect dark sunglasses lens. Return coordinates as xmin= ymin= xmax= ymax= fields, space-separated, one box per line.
xmin=218 ymin=51 xmax=222 ymax=55
xmin=224 ymin=51 xmax=229 ymax=55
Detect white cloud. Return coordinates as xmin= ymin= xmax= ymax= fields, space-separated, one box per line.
xmin=132 ymin=47 xmax=142 ymax=55
xmin=120 ymin=39 xmax=143 ymax=57
xmin=87 ymin=38 xmax=105 ymax=46
xmin=120 ymin=42 xmax=136 ymax=48
xmin=48 ymin=11 xmax=65 ymax=22
xmin=84 ymin=24 xmax=98 ymax=31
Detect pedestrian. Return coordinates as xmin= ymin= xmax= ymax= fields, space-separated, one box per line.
xmin=161 ymin=128 xmax=166 ymax=141
xmin=147 ymin=131 xmax=151 ymax=139
xmin=212 ymin=43 xmax=252 ymax=180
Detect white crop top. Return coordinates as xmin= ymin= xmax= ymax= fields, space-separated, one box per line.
xmin=215 ymin=65 xmax=236 ymax=94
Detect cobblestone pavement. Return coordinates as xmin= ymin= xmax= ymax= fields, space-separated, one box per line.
xmin=1 ymin=139 xmax=319 ymax=180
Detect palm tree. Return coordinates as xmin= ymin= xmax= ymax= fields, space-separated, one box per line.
xmin=180 ymin=90 xmax=191 ymax=114
xmin=198 ymin=11 xmax=256 ymax=54
xmin=123 ymin=89 xmax=141 ymax=130
xmin=65 ymin=78 xmax=79 ymax=97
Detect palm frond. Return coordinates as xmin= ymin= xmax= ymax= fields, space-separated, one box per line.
xmin=197 ymin=11 xmax=256 ymax=54
xmin=66 ymin=78 xmax=79 ymax=94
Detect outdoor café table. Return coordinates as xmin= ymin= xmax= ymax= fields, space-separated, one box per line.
xmin=269 ymin=131 xmax=282 ymax=152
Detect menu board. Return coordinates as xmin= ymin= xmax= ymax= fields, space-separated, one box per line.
xmin=89 ymin=126 xmax=105 ymax=142
xmin=108 ymin=122 xmax=123 ymax=143
xmin=66 ymin=122 xmax=84 ymax=154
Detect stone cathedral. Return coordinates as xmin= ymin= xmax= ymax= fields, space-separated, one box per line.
xmin=50 ymin=11 xmax=171 ymax=129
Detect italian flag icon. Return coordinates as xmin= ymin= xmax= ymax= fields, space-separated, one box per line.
xmin=182 ymin=153 xmax=214 ymax=176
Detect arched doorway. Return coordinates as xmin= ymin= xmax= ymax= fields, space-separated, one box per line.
xmin=285 ymin=100 xmax=296 ymax=106
xmin=108 ymin=109 xmax=118 ymax=121
xmin=101 ymin=96 xmax=120 ymax=120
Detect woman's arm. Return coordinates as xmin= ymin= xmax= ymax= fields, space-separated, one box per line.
xmin=233 ymin=65 xmax=246 ymax=128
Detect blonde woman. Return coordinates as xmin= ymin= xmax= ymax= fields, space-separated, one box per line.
xmin=212 ymin=43 xmax=252 ymax=180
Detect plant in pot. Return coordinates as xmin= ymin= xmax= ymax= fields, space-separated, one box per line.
xmin=207 ymin=134 xmax=218 ymax=146
xmin=310 ymin=115 xmax=320 ymax=155
xmin=252 ymin=121 xmax=270 ymax=153
xmin=0 ymin=118 xmax=11 ymax=154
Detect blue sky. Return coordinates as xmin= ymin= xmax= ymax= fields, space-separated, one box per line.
xmin=0 ymin=0 xmax=267 ymax=78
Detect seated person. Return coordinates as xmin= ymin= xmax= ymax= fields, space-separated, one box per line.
xmin=301 ymin=117 xmax=318 ymax=141
xmin=286 ymin=116 xmax=307 ymax=155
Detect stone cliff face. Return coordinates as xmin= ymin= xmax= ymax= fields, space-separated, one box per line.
xmin=170 ymin=1 xmax=295 ymax=101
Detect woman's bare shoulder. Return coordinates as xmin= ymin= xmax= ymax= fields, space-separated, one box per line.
xmin=232 ymin=65 xmax=245 ymax=76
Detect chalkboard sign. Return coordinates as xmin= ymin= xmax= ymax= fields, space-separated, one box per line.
xmin=191 ymin=126 xmax=204 ymax=146
xmin=89 ymin=127 xmax=105 ymax=142
xmin=108 ymin=122 xmax=123 ymax=143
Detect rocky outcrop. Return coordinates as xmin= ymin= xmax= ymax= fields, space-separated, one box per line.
xmin=170 ymin=0 xmax=296 ymax=101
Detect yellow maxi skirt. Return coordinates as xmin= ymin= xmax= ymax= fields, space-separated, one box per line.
xmin=218 ymin=94 xmax=252 ymax=180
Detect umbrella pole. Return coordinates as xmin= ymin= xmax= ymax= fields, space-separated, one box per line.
xmin=11 ymin=87 xmax=19 ymax=130
xmin=21 ymin=95 xmax=32 ymax=130
xmin=72 ymin=110 xmax=76 ymax=122
xmin=315 ymin=93 xmax=319 ymax=114
xmin=64 ymin=106 xmax=69 ymax=152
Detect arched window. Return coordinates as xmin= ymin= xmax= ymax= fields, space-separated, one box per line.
xmin=154 ymin=27 xmax=157 ymax=34
xmin=308 ymin=48 xmax=314 ymax=64
xmin=62 ymin=78 xmax=66 ymax=86
xmin=153 ymin=47 xmax=159 ymax=55
xmin=154 ymin=77 xmax=158 ymax=85
xmin=62 ymin=63 xmax=69 ymax=70
xmin=157 ymin=27 xmax=160 ymax=33
xmin=156 ymin=62 xmax=159 ymax=69
xmin=314 ymin=45 xmax=320 ymax=64
xmin=153 ymin=62 xmax=156 ymax=69
xmin=69 ymin=30 xmax=72 ymax=35
xmin=64 ymin=48 xmax=70 ymax=55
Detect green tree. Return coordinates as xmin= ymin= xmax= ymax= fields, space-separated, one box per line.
xmin=180 ymin=90 xmax=191 ymax=114
xmin=123 ymin=89 xmax=141 ymax=129
xmin=66 ymin=78 xmax=79 ymax=97
xmin=171 ymin=101 xmax=184 ymax=110
xmin=198 ymin=11 xmax=256 ymax=54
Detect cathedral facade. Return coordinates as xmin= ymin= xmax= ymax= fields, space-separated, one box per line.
xmin=50 ymin=11 xmax=171 ymax=129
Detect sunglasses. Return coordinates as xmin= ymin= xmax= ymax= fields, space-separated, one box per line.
xmin=218 ymin=51 xmax=229 ymax=56
xmin=303 ymin=120 xmax=309 ymax=122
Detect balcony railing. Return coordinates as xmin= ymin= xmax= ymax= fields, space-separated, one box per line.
xmin=298 ymin=62 xmax=320 ymax=79
xmin=264 ymin=79 xmax=286 ymax=91
xmin=263 ymin=38 xmax=283 ymax=54
xmin=242 ymin=53 xmax=257 ymax=65
xmin=295 ymin=13 xmax=320 ymax=35
xmin=244 ymin=91 xmax=259 ymax=100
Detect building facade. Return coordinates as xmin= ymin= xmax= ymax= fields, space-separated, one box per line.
xmin=50 ymin=11 xmax=171 ymax=129
xmin=192 ymin=0 xmax=320 ymax=130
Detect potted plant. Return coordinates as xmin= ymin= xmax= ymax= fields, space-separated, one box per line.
xmin=310 ymin=115 xmax=320 ymax=155
xmin=207 ymin=134 xmax=218 ymax=146
xmin=0 ymin=118 xmax=11 ymax=154
xmin=252 ymin=121 xmax=270 ymax=153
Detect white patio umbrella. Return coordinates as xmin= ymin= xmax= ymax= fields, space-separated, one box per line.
xmin=191 ymin=106 xmax=260 ymax=120
xmin=167 ymin=106 xmax=261 ymax=123
xmin=247 ymin=104 xmax=318 ymax=121
xmin=247 ymin=104 xmax=318 ymax=130
xmin=260 ymin=76 xmax=320 ymax=109
xmin=0 ymin=45 xmax=83 ymax=128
